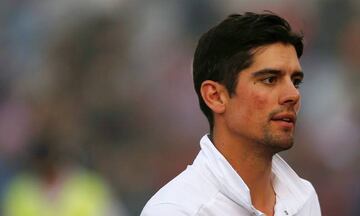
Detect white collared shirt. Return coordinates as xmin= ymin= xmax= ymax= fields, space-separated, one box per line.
xmin=141 ymin=135 xmax=321 ymax=216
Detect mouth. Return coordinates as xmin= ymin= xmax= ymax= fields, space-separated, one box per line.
xmin=270 ymin=112 xmax=296 ymax=128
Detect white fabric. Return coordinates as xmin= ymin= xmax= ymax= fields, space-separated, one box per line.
xmin=141 ymin=134 xmax=321 ymax=216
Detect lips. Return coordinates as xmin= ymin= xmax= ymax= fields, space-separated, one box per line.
xmin=271 ymin=112 xmax=297 ymax=125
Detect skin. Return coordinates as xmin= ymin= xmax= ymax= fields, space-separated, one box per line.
xmin=201 ymin=43 xmax=303 ymax=216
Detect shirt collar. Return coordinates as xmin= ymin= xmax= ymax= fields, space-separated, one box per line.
xmin=199 ymin=134 xmax=313 ymax=215
xmin=272 ymin=155 xmax=314 ymax=215
xmin=199 ymin=134 xmax=254 ymax=211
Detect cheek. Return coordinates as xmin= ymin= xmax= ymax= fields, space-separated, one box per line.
xmin=236 ymin=91 xmax=269 ymax=124
xmin=249 ymin=91 xmax=269 ymax=111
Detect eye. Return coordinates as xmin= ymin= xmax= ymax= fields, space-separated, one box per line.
xmin=292 ymin=77 xmax=303 ymax=88
xmin=262 ymin=76 xmax=277 ymax=85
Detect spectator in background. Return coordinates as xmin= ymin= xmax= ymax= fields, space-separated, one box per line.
xmin=2 ymin=14 xmax=130 ymax=216
xmin=3 ymin=140 xmax=128 ymax=216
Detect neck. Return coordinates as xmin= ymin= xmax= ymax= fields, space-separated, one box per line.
xmin=211 ymin=127 xmax=276 ymax=216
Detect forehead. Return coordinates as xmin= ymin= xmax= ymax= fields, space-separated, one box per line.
xmin=244 ymin=43 xmax=302 ymax=74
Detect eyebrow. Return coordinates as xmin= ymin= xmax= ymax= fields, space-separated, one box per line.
xmin=251 ymin=68 xmax=304 ymax=79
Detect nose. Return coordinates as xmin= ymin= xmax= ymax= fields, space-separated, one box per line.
xmin=278 ymin=79 xmax=301 ymax=106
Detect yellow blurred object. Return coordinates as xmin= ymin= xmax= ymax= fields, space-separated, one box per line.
xmin=4 ymin=170 xmax=113 ymax=216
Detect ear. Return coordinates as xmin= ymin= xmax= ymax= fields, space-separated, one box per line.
xmin=200 ymin=80 xmax=229 ymax=114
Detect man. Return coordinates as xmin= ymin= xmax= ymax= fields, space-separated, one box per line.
xmin=141 ymin=12 xmax=321 ymax=216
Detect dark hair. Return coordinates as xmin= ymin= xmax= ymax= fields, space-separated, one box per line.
xmin=192 ymin=12 xmax=304 ymax=131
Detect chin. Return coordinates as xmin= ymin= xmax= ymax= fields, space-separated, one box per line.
xmin=252 ymin=126 xmax=296 ymax=153
xmin=263 ymin=132 xmax=294 ymax=153
xmin=272 ymin=139 xmax=294 ymax=151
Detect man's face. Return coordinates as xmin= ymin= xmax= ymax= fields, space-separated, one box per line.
xmin=224 ymin=43 xmax=303 ymax=152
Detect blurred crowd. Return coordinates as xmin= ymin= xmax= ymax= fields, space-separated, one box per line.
xmin=0 ymin=0 xmax=359 ymax=215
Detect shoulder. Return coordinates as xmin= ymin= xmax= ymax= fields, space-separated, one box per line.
xmin=141 ymin=164 xmax=220 ymax=216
